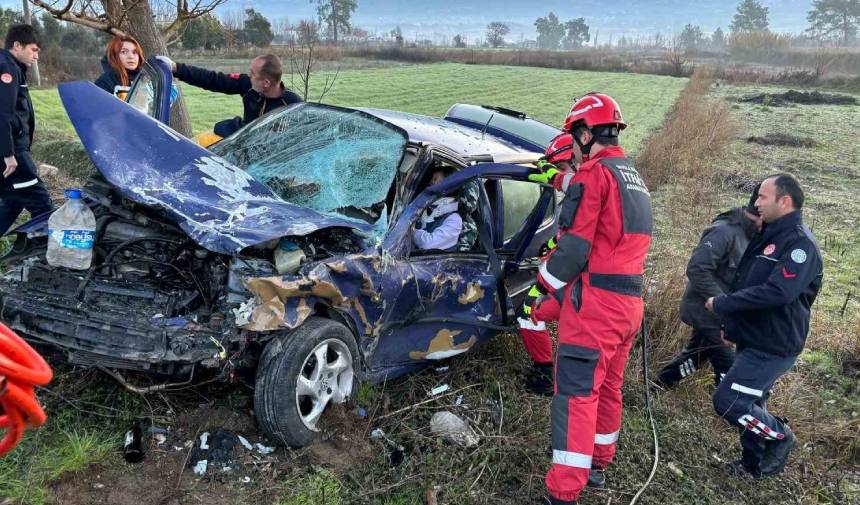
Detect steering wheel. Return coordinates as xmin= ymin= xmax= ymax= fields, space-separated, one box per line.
xmin=0 ymin=322 xmax=52 ymax=457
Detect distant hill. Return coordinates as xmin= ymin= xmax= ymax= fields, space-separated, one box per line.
xmin=0 ymin=0 xmax=812 ymax=43
xmin=223 ymin=0 xmax=813 ymax=42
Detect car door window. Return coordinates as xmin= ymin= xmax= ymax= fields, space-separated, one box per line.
xmin=499 ymin=179 xmax=555 ymax=242
xmin=125 ymin=60 xmax=164 ymax=119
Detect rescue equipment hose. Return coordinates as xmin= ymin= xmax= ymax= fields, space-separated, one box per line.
xmin=629 ymin=317 xmax=659 ymax=505
xmin=0 ymin=322 xmax=52 ymax=457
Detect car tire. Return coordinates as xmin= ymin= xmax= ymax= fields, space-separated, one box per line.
xmin=254 ymin=317 xmax=359 ymax=448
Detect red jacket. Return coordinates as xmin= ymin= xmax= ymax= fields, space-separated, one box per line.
xmin=537 ymin=146 xmax=652 ymax=296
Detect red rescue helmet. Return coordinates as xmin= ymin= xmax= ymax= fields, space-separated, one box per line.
xmin=563 ymin=92 xmax=627 ymax=133
xmin=544 ymin=133 xmax=573 ymax=164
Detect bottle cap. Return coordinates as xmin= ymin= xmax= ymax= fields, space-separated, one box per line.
xmin=64 ymin=189 xmax=82 ymax=199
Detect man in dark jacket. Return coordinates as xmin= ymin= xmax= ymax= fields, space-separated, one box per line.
xmin=657 ymin=186 xmax=762 ymax=388
xmin=706 ymin=173 xmax=823 ymax=478
xmin=156 ymin=54 xmax=302 ymax=137
xmin=0 ymin=25 xmax=52 ymax=235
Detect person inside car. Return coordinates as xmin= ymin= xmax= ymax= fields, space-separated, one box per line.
xmin=412 ymin=166 xmax=463 ymax=251
xmin=94 ymin=35 xmax=144 ymax=100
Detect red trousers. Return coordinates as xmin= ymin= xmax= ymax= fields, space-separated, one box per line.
xmin=522 ymin=277 xmax=642 ymax=502
xmin=517 ymin=288 xmax=559 ymax=364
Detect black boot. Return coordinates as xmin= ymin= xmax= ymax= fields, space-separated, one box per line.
xmin=525 ymin=362 xmax=554 ymax=396
xmin=759 ymin=423 xmax=797 ymax=476
xmin=656 ymin=351 xmax=699 ymax=389
xmin=722 ymin=459 xmax=762 ymax=479
xmin=586 ymin=466 xmax=606 ymax=488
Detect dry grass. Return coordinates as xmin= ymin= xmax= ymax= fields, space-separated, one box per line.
xmin=637 ymin=68 xmax=739 ymax=187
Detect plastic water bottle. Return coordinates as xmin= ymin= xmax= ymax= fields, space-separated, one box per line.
xmin=46 ymin=189 xmax=96 ymax=270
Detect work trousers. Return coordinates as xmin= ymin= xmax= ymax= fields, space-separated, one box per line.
xmin=545 ymin=277 xmax=642 ymax=502
xmin=658 ymin=327 xmax=736 ymax=387
xmin=516 ymin=284 xmax=560 ymax=364
xmin=0 ymin=150 xmax=52 ymax=235
xmin=712 ymin=346 xmax=796 ymax=469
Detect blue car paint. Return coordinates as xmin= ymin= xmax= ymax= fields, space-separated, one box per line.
xmin=443 ymin=117 xmax=546 ymax=153
xmin=244 ymin=163 xmax=539 ymax=382
xmin=58 ymin=81 xmax=375 ymax=255
xmin=443 ymin=104 xmax=561 ymax=153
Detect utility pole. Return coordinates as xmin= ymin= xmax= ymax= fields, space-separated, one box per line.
xmin=22 ymin=0 xmax=40 ymax=85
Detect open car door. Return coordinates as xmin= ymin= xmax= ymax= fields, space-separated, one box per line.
xmin=124 ymin=58 xmax=175 ymax=125
xmin=368 ymin=163 xmax=555 ymax=376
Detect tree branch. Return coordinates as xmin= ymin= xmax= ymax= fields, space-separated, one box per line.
xmin=28 ymin=0 xmax=126 ymax=35
xmin=160 ymin=0 xmax=225 ymax=41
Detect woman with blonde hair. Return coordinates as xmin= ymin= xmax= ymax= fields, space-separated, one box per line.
xmin=94 ymin=35 xmax=144 ymax=100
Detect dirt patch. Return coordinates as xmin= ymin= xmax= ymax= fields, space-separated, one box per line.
xmin=746 ymin=133 xmax=818 ymax=148
xmin=50 ymin=397 xmax=377 ymax=505
xmin=313 ymin=404 xmax=376 ymax=472
xmin=739 ymin=90 xmax=858 ymax=106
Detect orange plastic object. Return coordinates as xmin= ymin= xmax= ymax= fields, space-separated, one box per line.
xmin=0 ymin=322 xmax=52 ymax=457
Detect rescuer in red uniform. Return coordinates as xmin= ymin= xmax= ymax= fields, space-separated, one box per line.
xmin=517 ymin=132 xmax=575 ymax=394
xmin=523 ymin=93 xmax=653 ymax=505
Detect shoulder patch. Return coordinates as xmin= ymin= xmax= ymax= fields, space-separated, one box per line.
xmin=790 ymin=248 xmax=807 ymax=264
xmin=1 ymin=73 xmax=12 ymax=84
xmin=763 ymin=243 xmax=776 ymax=256
xmin=229 ymin=72 xmax=241 ymax=79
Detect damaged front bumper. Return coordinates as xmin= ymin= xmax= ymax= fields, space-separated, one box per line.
xmin=0 ymin=263 xmax=230 ymax=374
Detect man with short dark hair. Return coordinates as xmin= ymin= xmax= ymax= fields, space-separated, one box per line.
xmin=157 ymin=54 xmax=301 ymax=138
xmin=706 ymin=173 xmax=823 ymax=478
xmin=0 ymin=24 xmax=52 ymax=235
xmin=657 ymin=184 xmax=762 ymax=389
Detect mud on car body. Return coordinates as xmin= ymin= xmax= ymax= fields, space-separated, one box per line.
xmin=0 ymin=60 xmax=561 ymax=447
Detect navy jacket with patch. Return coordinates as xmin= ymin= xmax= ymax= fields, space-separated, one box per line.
xmin=0 ymin=48 xmax=40 ymax=191
xmin=0 ymin=49 xmax=34 ymax=156
xmin=713 ymin=210 xmax=823 ymax=357
xmin=174 ymin=62 xmax=302 ymax=134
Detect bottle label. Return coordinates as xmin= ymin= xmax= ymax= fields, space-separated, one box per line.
xmin=51 ymin=229 xmax=95 ymax=249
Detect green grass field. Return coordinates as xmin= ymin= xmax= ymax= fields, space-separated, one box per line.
xmin=30 ymin=62 xmax=685 ymax=156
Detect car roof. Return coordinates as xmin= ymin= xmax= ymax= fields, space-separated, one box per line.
xmin=358 ymin=108 xmax=535 ymax=159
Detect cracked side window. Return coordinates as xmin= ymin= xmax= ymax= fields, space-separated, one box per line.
xmin=126 ymin=62 xmax=161 ymax=118
xmin=212 ymin=104 xmax=408 ymax=216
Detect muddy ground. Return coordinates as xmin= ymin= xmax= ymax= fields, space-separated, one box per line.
xmin=49 ymin=390 xmax=376 ymax=505
xmin=738 ymin=89 xmax=858 ymax=106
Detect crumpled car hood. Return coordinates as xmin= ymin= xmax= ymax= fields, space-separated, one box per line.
xmin=59 ymin=81 xmax=371 ymax=255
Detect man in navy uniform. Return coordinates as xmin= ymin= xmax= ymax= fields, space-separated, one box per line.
xmin=707 ymin=173 xmax=823 ymax=477
xmin=0 ymin=24 xmax=52 ymax=235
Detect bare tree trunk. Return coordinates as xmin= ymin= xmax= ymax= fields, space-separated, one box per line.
xmin=22 ymin=0 xmax=40 ymax=85
xmin=115 ymin=0 xmax=192 ymax=136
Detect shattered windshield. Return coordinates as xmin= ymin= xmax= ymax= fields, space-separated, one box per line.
xmin=211 ymin=104 xmax=408 ymax=216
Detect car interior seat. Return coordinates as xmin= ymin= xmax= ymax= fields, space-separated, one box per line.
xmin=456 ymin=179 xmax=481 ymax=252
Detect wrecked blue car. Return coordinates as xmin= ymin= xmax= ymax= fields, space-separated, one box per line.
xmin=0 ymin=61 xmax=561 ymax=446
